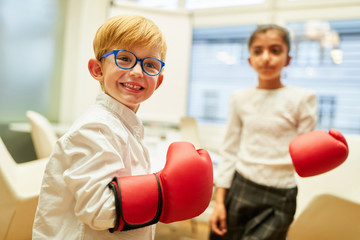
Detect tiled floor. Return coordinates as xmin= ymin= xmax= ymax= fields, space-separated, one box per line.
xmin=155 ymin=220 xmax=210 ymax=240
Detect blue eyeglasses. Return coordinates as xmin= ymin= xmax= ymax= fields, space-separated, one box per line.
xmin=99 ymin=50 xmax=165 ymax=76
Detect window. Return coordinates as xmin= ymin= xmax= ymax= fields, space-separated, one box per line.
xmin=115 ymin=0 xmax=266 ymax=9
xmin=0 ymin=0 xmax=64 ymax=123
xmin=187 ymin=25 xmax=257 ymax=123
xmin=285 ymin=20 xmax=360 ymax=133
xmin=185 ymin=0 xmax=265 ymax=9
xmin=187 ymin=19 xmax=360 ymax=134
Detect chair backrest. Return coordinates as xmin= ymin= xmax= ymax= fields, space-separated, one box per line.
xmin=0 ymin=138 xmax=18 ymax=192
xmin=0 ymin=137 xmax=48 ymax=240
xmin=180 ymin=117 xmax=202 ymax=149
xmin=26 ymin=110 xmax=57 ymax=159
xmin=0 ymin=138 xmax=18 ymax=239
xmin=288 ymin=194 xmax=360 ymax=240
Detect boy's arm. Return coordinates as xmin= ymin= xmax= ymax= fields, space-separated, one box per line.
xmin=62 ymin=125 xmax=127 ymax=230
xmin=108 ymin=141 xmax=214 ymax=231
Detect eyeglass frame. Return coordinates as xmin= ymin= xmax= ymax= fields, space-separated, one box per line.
xmin=99 ymin=50 xmax=165 ymax=77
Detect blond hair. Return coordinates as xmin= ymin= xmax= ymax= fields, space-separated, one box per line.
xmin=93 ymin=15 xmax=167 ymax=61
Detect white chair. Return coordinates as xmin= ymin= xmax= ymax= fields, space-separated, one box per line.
xmin=26 ymin=110 xmax=57 ymax=159
xmin=180 ymin=117 xmax=202 ymax=149
xmin=0 ymin=137 xmax=48 ymax=240
xmin=179 ymin=117 xmax=222 ymax=164
xmin=287 ymin=194 xmax=360 ymax=240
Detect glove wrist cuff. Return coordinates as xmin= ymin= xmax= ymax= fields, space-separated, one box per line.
xmin=108 ymin=174 xmax=163 ymax=232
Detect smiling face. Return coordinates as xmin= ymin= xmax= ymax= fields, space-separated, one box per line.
xmin=90 ymin=15 xmax=167 ymax=112
xmin=248 ymin=29 xmax=291 ymax=89
xmin=88 ymin=45 xmax=163 ymax=112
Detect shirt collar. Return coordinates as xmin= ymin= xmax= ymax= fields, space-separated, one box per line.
xmin=96 ymin=92 xmax=144 ymax=138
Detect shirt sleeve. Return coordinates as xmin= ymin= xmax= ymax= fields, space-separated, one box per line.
xmin=297 ymin=91 xmax=318 ymax=134
xmin=216 ymin=94 xmax=242 ymax=188
xmin=61 ymin=122 xmax=127 ymax=231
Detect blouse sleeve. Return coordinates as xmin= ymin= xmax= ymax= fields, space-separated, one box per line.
xmin=216 ymin=94 xmax=242 ymax=188
xmin=297 ymin=90 xmax=318 ymax=134
xmin=61 ymin=123 xmax=127 ymax=230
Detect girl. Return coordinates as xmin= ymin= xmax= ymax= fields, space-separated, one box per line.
xmin=209 ymin=24 xmax=318 ymax=240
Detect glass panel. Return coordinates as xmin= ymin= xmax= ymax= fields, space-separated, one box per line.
xmin=115 ymin=0 xmax=265 ymax=9
xmin=285 ymin=19 xmax=360 ymax=133
xmin=115 ymin=0 xmax=179 ymax=9
xmin=185 ymin=0 xmax=266 ymax=9
xmin=187 ymin=25 xmax=257 ymax=123
xmin=187 ymin=19 xmax=360 ymax=134
xmin=0 ymin=0 xmax=62 ymax=123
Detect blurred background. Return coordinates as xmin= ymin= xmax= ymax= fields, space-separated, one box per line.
xmin=1 ymin=0 xmax=359 ymax=162
xmin=1 ymin=0 xmax=360 ymax=161
xmin=0 ymin=0 xmax=360 ymax=239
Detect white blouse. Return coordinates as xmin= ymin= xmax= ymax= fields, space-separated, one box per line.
xmin=33 ymin=92 xmax=155 ymax=240
xmin=216 ymin=86 xmax=318 ymax=189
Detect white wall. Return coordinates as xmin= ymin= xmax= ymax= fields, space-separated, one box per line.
xmin=59 ymin=0 xmax=108 ymax=124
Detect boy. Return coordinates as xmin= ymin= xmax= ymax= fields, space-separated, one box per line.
xmin=33 ymin=15 xmax=212 ymax=240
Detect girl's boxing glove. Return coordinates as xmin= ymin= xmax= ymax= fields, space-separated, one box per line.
xmin=108 ymin=141 xmax=213 ymax=232
xmin=289 ymin=128 xmax=349 ymax=177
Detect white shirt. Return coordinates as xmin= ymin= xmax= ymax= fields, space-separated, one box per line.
xmin=216 ymin=86 xmax=318 ymax=189
xmin=33 ymin=92 xmax=155 ymax=240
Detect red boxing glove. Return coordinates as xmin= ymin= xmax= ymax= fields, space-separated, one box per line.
xmin=108 ymin=141 xmax=213 ymax=232
xmin=289 ymin=129 xmax=349 ymax=177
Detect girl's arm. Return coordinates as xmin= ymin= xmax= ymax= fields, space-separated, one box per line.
xmin=210 ymin=187 xmax=228 ymax=236
xmin=298 ymin=91 xmax=318 ymax=134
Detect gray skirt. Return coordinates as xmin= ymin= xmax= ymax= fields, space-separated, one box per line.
xmin=210 ymin=171 xmax=297 ymax=240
